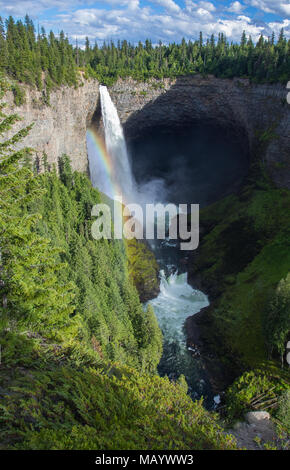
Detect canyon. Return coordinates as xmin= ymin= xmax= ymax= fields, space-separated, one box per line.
xmin=3 ymin=75 xmax=290 ymax=189
xmin=2 ymin=74 xmax=289 ymax=445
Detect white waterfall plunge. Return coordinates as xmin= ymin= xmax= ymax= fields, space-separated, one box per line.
xmin=149 ymin=270 xmax=209 ymax=344
xmin=99 ymin=85 xmax=135 ymax=201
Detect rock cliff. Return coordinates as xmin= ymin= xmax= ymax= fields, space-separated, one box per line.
xmin=4 ymin=77 xmax=100 ymax=173
xmin=4 ymin=75 xmax=289 ymax=188
xmin=110 ymin=76 xmax=290 ymax=188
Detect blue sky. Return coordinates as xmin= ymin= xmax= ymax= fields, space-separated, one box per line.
xmin=0 ymin=1 xmax=289 ymax=45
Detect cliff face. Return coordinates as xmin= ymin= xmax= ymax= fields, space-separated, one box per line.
xmin=4 ymin=75 xmax=289 ymax=188
xmin=4 ymin=78 xmax=100 ymax=173
xmin=110 ymin=76 xmax=290 ymax=189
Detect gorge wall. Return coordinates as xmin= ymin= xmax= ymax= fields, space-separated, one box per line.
xmin=4 ymin=75 xmax=290 ymax=188
xmin=110 ymin=76 xmax=289 ymax=189
xmin=4 ymin=77 xmax=100 ymax=173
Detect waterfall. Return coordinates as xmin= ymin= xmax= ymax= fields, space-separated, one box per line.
xmin=99 ymin=85 xmax=135 ymax=200
xmin=86 ymin=85 xmax=135 ymax=201
xmin=151 ymin=270 xmax=209 ymax=344
xmin=87 ymin=85 xmax=168 ymax=206
xmin=88 ymin=85 xmax=214 ymax=407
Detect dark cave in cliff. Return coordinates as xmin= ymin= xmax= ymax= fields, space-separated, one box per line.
xmin=127 ymin=122 xmax=250 ymax=207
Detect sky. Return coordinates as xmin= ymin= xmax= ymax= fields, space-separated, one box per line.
xmin=0 ymin=0 xmax=289 ymax=45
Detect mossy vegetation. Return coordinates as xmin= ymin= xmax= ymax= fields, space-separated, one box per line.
xmin=276 ymin=390 xmax=290 ymax=434
xmin=126 ymin=238 xmax=160 ymax=302
xmin=190 ymin=168 xmax=290 ymax=382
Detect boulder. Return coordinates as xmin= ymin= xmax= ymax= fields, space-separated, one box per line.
xmin=245 ymin=411 xmax=270 ymax=425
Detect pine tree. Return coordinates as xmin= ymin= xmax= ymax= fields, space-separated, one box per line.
xmin=0 ymin=76 xmax=75 ymax=337
xmin=0 ymin=17 xmax=8 ymax=71
xmin=240 ymin=30 xmax=247 ymax=48
xmin=264 ymin=274 xmax=290 ymax=366
xmin=0 ymin=15 xmax=289 ymax=91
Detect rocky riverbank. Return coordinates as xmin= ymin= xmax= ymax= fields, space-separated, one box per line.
xmin=185 ymin=307 xmax=235 ymax=394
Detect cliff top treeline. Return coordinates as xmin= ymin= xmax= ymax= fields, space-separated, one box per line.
xmin=0 ymin=15 xmax=289 ymax=97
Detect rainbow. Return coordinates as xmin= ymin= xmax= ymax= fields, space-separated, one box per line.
xmin=87 ymin=128 xmax=147 ymax=243
xmin=86 ymin=128 xmax=125 ymax=237
xmin=86 ymin=128 xmax=123 ymax=201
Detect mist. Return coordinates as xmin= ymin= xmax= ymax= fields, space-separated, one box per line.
xmin=128 ymin=123 xmax=249 ymax=208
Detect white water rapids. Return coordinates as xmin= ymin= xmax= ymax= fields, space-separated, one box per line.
xmin=150 ymin=270 xmax=209 ymax=344
xmin=87 ymin=85 xmax=215 ymax=406
xmin=148 ymin=270 xmax=212 ymax=404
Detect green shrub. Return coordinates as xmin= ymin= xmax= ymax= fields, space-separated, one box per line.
xmin=225 ymin=367 xmax=289 ymax=421
xmin=276 ymin=390 xmax=290 ymax=433
xmin=264 ymin=274 xmax=290 ymax=364
xmin=0 ymin=335 xmax=237 ymax=450
xmin=11 ymin=83 xmax=26 ymax=106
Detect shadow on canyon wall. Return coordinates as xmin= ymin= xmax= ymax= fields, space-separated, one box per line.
xmin=123 ymin=76 xmax=251 ymax=207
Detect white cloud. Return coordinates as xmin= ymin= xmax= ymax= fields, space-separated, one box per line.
xmin=185 ymin=0 xmax=197 ymax=12
xmin=228 ymin=2 xmax=245 ymax=14
xmin=237 ymin=15 xmax=251 ymax=22
xmin=196 ymin=7 xmax=213 ymax=19
xmin=153 ymin=0 xmax=181 ymax=13
xmin=278 ymin=3 xmax=290 ymax=16
xmin=199 ymin=1 xmax=216 ymax=12
xmin=58 ymin=4 xmax=275 ymax=44
xmin=245 ymin=0 xmax=290 ymax=17
xmin=268 ymin=18 xmax=290 ymax=36
xmin=103 ymin=0 xmax=140 ymax=8
xmin=0 ymin=0 xmax=92 ymax=16
xmin=215 ymin=16 xmax=264 ymax=40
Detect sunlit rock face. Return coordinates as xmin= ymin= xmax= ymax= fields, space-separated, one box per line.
xmin=3 ymin=77 xmax=100 ymax=173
